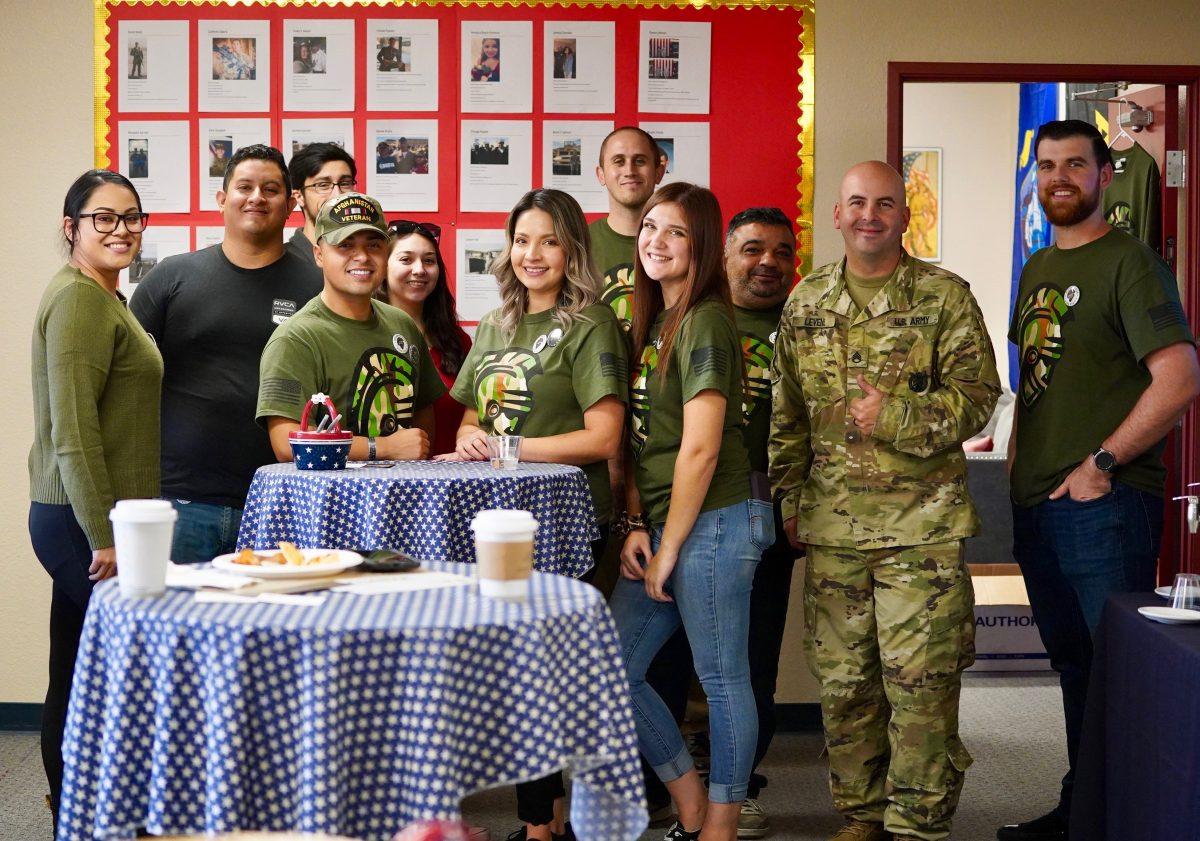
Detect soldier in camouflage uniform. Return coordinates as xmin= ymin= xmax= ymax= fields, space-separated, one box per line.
xmin=768 ymin=162 xmax=1000 ymax=841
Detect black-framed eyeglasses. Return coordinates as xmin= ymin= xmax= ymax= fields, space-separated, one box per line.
xmin=387 ymin=219 xmax=442 ymax=242
xmin=78 ymin=212 xmax=150 ymax=234
xmin=301 ymin=177 xmax=357 ymax=195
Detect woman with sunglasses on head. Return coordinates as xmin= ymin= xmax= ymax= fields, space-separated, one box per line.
xmin=29 ymin=170 xmax=162 ymax=825
xmin=610 ymin=182 xmax=770 ymax=841
xmin=441 ymin=188 xmax=628 ymax=841
xmin=376 ymin=220 xmax=471 ymax=457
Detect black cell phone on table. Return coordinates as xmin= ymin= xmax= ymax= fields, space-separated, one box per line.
xmin=357 ymin=549 xmax=421 ymax=573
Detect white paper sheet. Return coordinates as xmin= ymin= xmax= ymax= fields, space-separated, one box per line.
xmin=283 ymin=19 xmax=355 ymax=112
xmin=460 ymin=120 xmax=532 ymax=212
xmin=542 ymin=120 xmax=613 ymax=213
xmin=199 ymin=20 xmax=270 ymax=113
xmin=118 ymin=20 xmax=189 ymax=113
xmin=332 ymin=571 xmax=473 ymax=595
xmin=195 ymin=227 xmax=224 ymax=250
xmin=367 ymin=18 xmax=439 ymax=111
xmin=197 ymin=118 xmax=272 ymax=211
xmin=120 ymin=226 xmax=190 ymax=297
xmin=455 ymin=229 xmax=507 ymax=322
xmin=461 ymin=21 xmax=532 ymax=113
xmin=166 ymin=562 xmax=254 ymax=591
xmin=366 ymin=120 xmax=438 ymax=212
xmin=640 ymin=121 xmax=710 ymax=187
xmin=542 ymin=21 xmax=615 ymax=114
xmin=638 ymin=22 xmax=711 ymax=114
xmin=119 ymin=121 xmax=190 ymax=212
xmin=282 ymin=119 xmax=355 ymax=166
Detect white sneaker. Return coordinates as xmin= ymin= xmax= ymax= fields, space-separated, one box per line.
xmin=737 ymin=797 xmax=770 ymax=839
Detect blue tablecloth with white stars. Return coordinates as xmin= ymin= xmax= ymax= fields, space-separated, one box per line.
xmin=57 ymin=563 xmax=647 ymax=841
xmin=238 ymin=462 xmax=599 ymax=579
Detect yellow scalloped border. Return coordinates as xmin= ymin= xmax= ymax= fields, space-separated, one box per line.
xmin=95 ymin=0 xmax=813 ymax=263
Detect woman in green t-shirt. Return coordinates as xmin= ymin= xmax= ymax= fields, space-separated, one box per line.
xmin=28 ymin=170 xmax=162 ymax=823
xmin=443 ymin=188 xmax=629 ymax=838
xmin=610 ymin=182 xmax=773 ymax=841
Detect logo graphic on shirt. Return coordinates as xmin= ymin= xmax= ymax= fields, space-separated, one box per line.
xmin=1106 ymin=201 xmax=1133 ymax=235
xmin=272 ymin=298 xmax=297 ymax=325
xmin=601 ymin=265 xmax=635 ymax=332
xmin=350 ymin=348 xmax=416 ymax=436
xmin=630 ymin=339 xmax=660 ymax=457
xmin=1016 ymin=284 xmax=1073 ymax=410
xmin=474 ymin=349 xmax=544 ymax=434
xmin=741 ymin=332 xmax=775 ymax=424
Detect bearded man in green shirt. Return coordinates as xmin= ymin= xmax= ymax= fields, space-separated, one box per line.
xmin=258 ymin=192 xmax=444 ymax=461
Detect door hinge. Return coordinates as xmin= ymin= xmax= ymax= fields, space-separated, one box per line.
xmin=1166 ymin=150 xmax=1186 ymax=188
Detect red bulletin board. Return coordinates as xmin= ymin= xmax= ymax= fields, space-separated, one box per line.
xmin=95 ymin=0 xmax=815 ymax=315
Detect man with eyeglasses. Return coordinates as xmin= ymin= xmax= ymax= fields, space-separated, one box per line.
xmin=286 ymin=142 xmax=358 ymax=266
xmin=131 ymin=144 xmax=323 ymax=564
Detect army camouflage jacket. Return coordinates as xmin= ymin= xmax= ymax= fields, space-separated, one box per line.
xmin=768 ymin=252 xmax=1000 ymax=549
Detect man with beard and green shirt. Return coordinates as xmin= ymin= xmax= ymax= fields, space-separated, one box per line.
xmin=999 ymin=121 xmax=1200 ymax=841
xmin=258 ymin=192 xmax=443 ymax=462
xmin=725 ymin=207 xmax=799 ymax=839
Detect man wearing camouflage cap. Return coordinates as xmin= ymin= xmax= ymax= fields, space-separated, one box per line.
xmin=257 ymin=192 xmax=444 ymax=462
xmin=769 ymin=161 xmax=1000 ymax=841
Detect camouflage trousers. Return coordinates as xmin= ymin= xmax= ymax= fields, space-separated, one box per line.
xmin=803 ymin=541 xmax=975 ymax=841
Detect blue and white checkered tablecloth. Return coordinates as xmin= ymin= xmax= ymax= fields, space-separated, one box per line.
xmin=57 ymin=564 xmax=647 ymax=841
xmin=238 ymin=462 xmax=599 ymax=579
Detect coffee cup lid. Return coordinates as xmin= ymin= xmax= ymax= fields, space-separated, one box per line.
xmin=469 ymin=509 xmax=538 ymax=537
xmin=110 ymin=499 xmax=178 ymax=523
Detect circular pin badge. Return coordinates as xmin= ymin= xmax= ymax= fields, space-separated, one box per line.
xmin=769 ymin=330 xmax=778 ymax=345
xmin=908 ymin=371 xmax=929 ymax=393
xmin=547 ymin=327 xmax=564 ymax=347
xmin=533 ymin=334 xmax=548 ymax=353
xmin=392 ymin=334 xmax=409 ymax=355
xmin=654 ymin=337 xmax=663 ymax=350
xmin=1065 ymin=285 xmax=1081 ymax=307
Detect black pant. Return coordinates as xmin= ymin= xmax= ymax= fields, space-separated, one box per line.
xmin=29 ymin=502 xmax=98 ymax=815
xmin=515 ymin=527 xmax=609 ymax=826
xmin=641 ymin=504 xmax=796 ymax=803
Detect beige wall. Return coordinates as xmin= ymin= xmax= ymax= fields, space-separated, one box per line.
xmin=903 ymin=83 xmax=1020 ymax=386
xmin=4 ymin=0 xmax=1200 ymax=706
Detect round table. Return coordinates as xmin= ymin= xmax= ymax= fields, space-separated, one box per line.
xmin=57 ymin=564 xmax=647 ymax=841
xmin=238 ymin=462 xmax=599 ymax=579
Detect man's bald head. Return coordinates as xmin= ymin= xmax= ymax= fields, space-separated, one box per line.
xmin=834 ymin=160 xmax=910 ymax=269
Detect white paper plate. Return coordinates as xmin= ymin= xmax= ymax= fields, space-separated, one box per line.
xmin=1138 ymin=606 xmax=1200 ymax=625
xmin=212 ymin=549 xmax=363 ymax=579
xmin=1156 ymin=585 xmax=1200 ymax=600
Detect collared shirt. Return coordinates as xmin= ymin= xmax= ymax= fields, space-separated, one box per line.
xmin=768 ymin=252 xmax=1001 ymax=549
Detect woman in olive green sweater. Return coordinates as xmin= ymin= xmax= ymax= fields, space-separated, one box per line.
xmin=29 ymin=170 xmax=161 ymax=819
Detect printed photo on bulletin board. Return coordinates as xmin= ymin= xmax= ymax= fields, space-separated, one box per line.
xmin=902 ymin=147 xmax=941 ymax=263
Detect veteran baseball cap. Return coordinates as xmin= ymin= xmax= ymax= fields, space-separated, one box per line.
xmin=314 ymin=192 xmax=388 ymax=245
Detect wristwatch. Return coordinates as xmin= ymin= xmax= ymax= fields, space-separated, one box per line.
xmin=368 ymin=436 xmax=377 ymax=461
xmin=1092 ymin=446 xmax=1117 ymax=473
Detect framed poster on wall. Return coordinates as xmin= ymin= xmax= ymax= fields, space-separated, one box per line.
xmin=902 ymin=146 xmax=942 ymax=263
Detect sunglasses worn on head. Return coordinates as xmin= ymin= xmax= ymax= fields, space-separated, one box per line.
xmin=388 ymin=219 xmax=442 ymax=242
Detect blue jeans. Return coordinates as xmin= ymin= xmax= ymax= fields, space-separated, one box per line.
xmin=168 ymin=499 xmax=243 ymax=564
xmin=1012 ymin=481 xmax=1163 ymax=814
xmin=610 ymin=499 xmax=772 ymax=803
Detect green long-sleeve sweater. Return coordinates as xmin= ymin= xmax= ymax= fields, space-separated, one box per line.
xmin=29 ymin=265 xmax=163 ymax=549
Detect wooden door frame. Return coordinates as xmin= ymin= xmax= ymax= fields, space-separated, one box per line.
xmin=887 ymin=62 xmax=1200 ymax=575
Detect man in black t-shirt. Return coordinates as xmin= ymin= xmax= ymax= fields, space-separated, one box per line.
xmin=285 ymin=142 xmax=358 ymax=266
xmin=132 ymin=144 xmax=322 ymax=563
xmin=999 ymin=121 xmax=1200 ymax=841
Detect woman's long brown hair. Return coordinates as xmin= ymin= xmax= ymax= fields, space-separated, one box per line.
xmin=630 ymin=182 xmax=733 ymax=381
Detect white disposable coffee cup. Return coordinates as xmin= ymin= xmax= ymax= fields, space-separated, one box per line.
xmin=470 ymin=509 xmax=538 ymax=601
xmin=109 ymin=499 xmax=177 ymax=598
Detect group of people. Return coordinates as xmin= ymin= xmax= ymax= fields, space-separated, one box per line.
xmin=293 ymin=38 xmax=327 ymax=74
xmin=29 ymin=119 xmax=1199 ymax=841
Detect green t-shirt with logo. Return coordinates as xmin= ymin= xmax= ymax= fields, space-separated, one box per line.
xmin=589 ymin=218 xmax=637 ymax=333
xmin=734 ymin=304 xmax=784 ymax=474
xmin=257 ymin=296 xmax=445 ymax=436
xmin=631 ymin=298 xmax=751 ymax=525
xmin=1104 ymin=142 xmax=1161 ymax=249
xmin=1008 ymin=228 xmax=1193 ymax=506
xmin=449 ymin=302 xmax=629 ymax=523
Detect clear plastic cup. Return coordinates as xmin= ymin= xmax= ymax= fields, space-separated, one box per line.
xmin=1170 ymin=573 xmax=1200 ymax=612
xmin=109 ymin=499 xmax=177 ymax=598
xmin=487 ymin=435 xmax=522 ymax=469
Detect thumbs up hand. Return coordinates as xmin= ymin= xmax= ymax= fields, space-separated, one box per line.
xmin=849 ymin=374 xmax=884 ymax=437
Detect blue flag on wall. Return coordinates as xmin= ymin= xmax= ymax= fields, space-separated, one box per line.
xmin=1009 ymin=82 xmax=1058 ymax=392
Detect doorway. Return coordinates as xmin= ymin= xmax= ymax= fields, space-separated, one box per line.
xmin=887 ymin=62 xmax=1200 ymax=579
